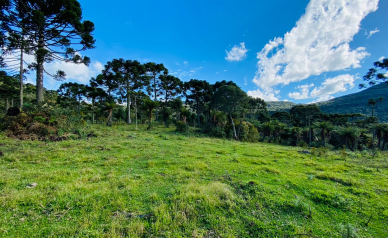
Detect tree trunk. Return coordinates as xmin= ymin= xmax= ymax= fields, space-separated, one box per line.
xmin=20 ymin=47 xmax=24 ymax=109
xmin=197 ymin=101 xmax=200 ymax=127
xmin=147 ymin=109 xmax=153 ymax=130
xmin=308 ymin=115 xmax=312 ymax=144
xmin=127 ymin=90 xmax=131 ymax=124
xmin=36 ymin=32 xmax=45 ymax=103
xmin=154 ymin=73 xmax=158 ymax=121
xmin=78 ymin=97 xmax=80 ymax=114
xmin=237 ymin=114 xmax=246 ymax=140
xmin=135 ymin=96 xmax=138 ymax=130
xmin=230 ymin=114 xmax=237 ymax=140
xmin=107 ymin=109 xmax=113 ymax=126
xmin=322 ymin=130 xmax=326 ymax=147
xmin=6 ymin=98 xmax=9 ymax=112
xmin=11 ymin=99 xmax=13 ymax=107
xmin=92 ymin=100 xmax=95 ymax=124
xmin=345 ymin=137 xmax=349 ymax=149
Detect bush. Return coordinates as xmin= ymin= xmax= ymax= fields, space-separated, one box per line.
xmin=246 ymin=122 xmax=259 ymax=142
xmin=175 ymin=121 xmax=188 ymax=132
xmin=210 ymin=127 xmax=226 ymax=138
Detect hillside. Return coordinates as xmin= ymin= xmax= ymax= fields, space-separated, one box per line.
xmin=266 ymin=83 xmax=388 ymax=121
xmin=0 ymin=125 xmax=387 ymax=237
xmin=266 ymin=101 xmax=297 ymax=114
xmin=316 ymin=83 xmax=388 ymax=121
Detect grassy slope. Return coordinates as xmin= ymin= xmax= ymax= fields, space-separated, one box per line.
xmin=0 ymin=125 xmax=387 ymax=237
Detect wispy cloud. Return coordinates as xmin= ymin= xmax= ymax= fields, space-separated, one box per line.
xmin=367 ymin=28 xmax=380 ymax=38
xmin=225 ymin=42 xmax=248 ymax=62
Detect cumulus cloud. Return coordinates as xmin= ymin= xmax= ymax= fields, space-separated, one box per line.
xmin=43 ymin=60 xmax=104 ymax=84
xmin=225 ymin=42 xmax=248 ymax=62
xmin=288 ymin=83 xmax=315 ymax=100
xmin=247 ymin=88 xmax=280 ymax=101
xmin=288 ymin=74 xmax=355 ymax=102
xmin=367 ymin=28 xmax=380 ymax=38
xmin=5 ymin=52 xmax=104 ymax=85
xmin=252 ymin=0 xmax=378 ymax=92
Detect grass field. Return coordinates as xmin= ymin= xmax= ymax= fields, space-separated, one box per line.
xmin=0 ymin=125 xmax=387 ymax=237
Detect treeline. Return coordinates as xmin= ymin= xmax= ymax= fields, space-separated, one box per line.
xmin=2 ymin=62 xmax=388 ymax=151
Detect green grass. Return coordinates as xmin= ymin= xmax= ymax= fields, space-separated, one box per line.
xmin=0 ymin=124 xmax=387 ymax=237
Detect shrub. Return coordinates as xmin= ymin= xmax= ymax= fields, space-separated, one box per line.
xmin=210 ymin=127 xmax=226 ymax=138
xmin=175 ymin=121 xmax=188 ymax=132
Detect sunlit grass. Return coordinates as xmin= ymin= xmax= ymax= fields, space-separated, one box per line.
xmin=0 ymin=124 xmax=387 ymax=237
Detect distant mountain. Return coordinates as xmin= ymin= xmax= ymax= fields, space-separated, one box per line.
xmin=266 ymin=83 xmax=388 ymax=122
xmin=315 ymin=83 xmax=388 ymax=122
xmin=267 ymin=101 xmax=297 ymax=114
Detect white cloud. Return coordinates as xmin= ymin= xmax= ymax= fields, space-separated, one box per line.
xmin=247 ymin=88 xmax=280 ymax=101
xmin=288 ymin=74 xmax=355 ymax=101
xmin=5 ymin=52 xmax=104 ymax=85
xmin=44 ymin=60 xmax=104 ymax=84
xmin=310 ymin=74 xmax=355 ymax=100
xmin=244 ymin=76 xmax=247 ymax=86
xmin=367 ymin=28 xmax=380 ymax=38
xmin=183 ymin=61 xmax=188 ymax=65
xmin=379 ymin=56 xmax=385 ymax=61
xmin=252 ymin=0 xmax=378 ymax=91
xmin=225 ymin=42 xmax=248 ymax=62
xmin=288 ymin=83 xmax=315 ymax=100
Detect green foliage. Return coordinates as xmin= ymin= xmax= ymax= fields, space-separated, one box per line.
xmin=175 ymin=121 xmax=188 ymax=132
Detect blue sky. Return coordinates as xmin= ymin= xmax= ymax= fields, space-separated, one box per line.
xmin=23 ymin=0 xmax=388 ymax=103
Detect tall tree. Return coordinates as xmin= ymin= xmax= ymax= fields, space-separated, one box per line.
xmin=102 ymin=59 xmax=146 ymax=124
xmin=90 ymin=74 xmax=118 ymax=98
xmin=143 ymin=98 xmax=159 ymax=130
xmin=144 ymin=62 xmax=167 ymax=101
xmin=367 ymin=97 xmax=384 ymax=117
xmin=184 ymin=79 xmax=213 ymax=127
xmin=144 ymin=62 xmax=167 ymax=121
xmin=85 ymin=84 xmax=107 ymax=124
xmin=1 ymin=0 xmax=96 ymax=103
xmin=57 ymin=82 xmax=87 ymax=114
xmin=314 ymin=121 xmax=333 ymax=147
xmin=0 ymin=71 xmax=19 ymax=111
xmin=159 ymin=75 xmax=182 ymax=104
xmin=211 ymin=85 xmax=249 ymax=140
